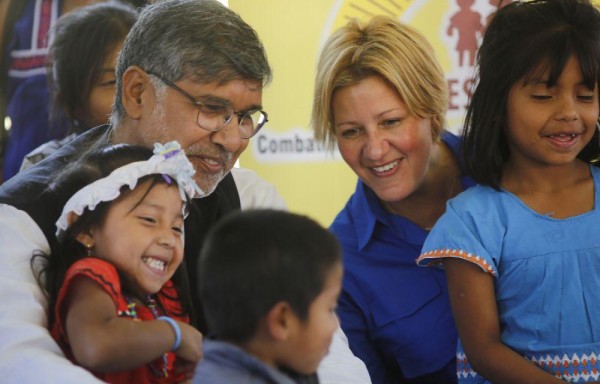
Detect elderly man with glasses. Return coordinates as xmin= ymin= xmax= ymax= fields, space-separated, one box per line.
xmin=0 ymin=0 xmax=370 ymax=383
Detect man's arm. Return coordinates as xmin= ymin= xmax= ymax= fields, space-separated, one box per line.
xmin=318 ymin=321 xmax=372 ymax=384
xmin=231 ymin=167 xmax=287 ymax=210
xmin=0 ymin=204 xmax=102 ymax=383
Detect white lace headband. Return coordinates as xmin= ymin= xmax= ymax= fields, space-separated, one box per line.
xmin=55 ymin=141 xmax=203 ymax=240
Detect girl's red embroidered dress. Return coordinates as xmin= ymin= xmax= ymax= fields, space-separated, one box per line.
xmin=51 ymin=257 xmax=187 ymax=384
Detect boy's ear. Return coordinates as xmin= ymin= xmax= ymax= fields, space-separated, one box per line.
xmin=265 ymin=301 xmax=297 ymax=341
xmin=121 ymin=66 xmax=149 ymax=120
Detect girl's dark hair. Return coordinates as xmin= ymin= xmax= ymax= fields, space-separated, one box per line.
xmin=48 ymin=1 xmax=138 ymax=133
xmin=462 ymin=0 xmax=600 ymax=188
xmin=33 ymin=144 xmax=192 ymax=326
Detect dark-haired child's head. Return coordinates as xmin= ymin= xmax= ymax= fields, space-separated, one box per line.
xmin=199 ymin=209 xmax=343 ymax=374
xmin=48 ymin=1 xmax=138 ymax=132
xmin=52 ymin=144 xmax=156 ymax=258
xmin=463 ymin=0 xmax=600 ymax=187
xmin=41 ymin=143 xmax=193 ymax=322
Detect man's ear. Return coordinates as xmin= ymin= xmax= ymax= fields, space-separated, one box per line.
xmin=265 ymin=301 xmax=297 ymax=341
xmin=121 ymin=66 xmax=150 ymax=120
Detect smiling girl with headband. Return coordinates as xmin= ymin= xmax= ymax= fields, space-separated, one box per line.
xmin=34 ymin=141 xmax=203 ymax=383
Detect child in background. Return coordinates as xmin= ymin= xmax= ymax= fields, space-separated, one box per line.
xmin=20 ymin=1 xmax=138 ymax=171
xmin=417 ymin=0 xmax=600 ymax=382
xmin=35 ymin=141 xmax=203 ymax=383
xmin=194 ymin=209 xmax=343 ymax=384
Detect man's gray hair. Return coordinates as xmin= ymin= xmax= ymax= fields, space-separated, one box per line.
xmin=111 ymin=0 xmax=272 ymax=124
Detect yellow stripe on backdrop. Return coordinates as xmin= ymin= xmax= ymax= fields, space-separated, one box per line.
xmin=229 ymin=0 xmax=600 ymax=227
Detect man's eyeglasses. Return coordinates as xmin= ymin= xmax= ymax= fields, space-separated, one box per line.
xmin=146 ymin=71 xmax=268 ymax=139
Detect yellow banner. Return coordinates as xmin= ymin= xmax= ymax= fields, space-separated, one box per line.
xmin=230 ymin=0 xmax=600 ymax=226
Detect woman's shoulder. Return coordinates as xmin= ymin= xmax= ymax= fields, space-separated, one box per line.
xmin=440 ymin=130 xmax=460 ymax=148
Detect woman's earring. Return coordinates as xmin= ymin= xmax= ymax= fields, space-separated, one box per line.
xmin=85 ymin=243 xmax=93 ymax=257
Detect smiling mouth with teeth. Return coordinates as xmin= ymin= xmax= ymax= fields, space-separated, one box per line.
xmin=373 ymin=160 xmax=399 ymax=173
xmin=548 ymin=133 xmax=577 ymax=139
xmin=142 ymin=257 xmax=166 ymax=272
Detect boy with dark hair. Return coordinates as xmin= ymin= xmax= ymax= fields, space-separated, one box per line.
xmin=195 ymin=209 xmax=343 ymax=384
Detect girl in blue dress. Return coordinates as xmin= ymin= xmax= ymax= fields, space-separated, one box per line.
xmin=417 ymin=0 xmax=600 ymax=382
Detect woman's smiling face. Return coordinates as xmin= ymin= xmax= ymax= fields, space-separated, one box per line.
xmin=332 ymin=75 xmax=435 ymax=204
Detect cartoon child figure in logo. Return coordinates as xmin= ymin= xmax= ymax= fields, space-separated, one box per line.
xmin=447 ymin=0 xmax=483 ymax=67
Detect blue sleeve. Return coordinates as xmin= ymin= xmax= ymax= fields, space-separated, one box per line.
xmin=337 ymin=285 xmax=389 ymax=384
xmin=417 ymin=192 xmax=500 ymax=277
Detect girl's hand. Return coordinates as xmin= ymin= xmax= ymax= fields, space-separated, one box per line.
xmin=174 ymin=357 xmax=198 ymax=381
xmin=173 ymin=321 xmax=203 ymax=364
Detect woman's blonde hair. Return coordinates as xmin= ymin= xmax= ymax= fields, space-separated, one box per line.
xmin=311 ymin=16 xmax=448 ymax=148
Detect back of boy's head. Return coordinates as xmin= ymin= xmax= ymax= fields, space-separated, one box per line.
xmin=463 ymin=0 xmax=600 ymax=188
xmin=199 ymin=209 xmax=341 ymax=343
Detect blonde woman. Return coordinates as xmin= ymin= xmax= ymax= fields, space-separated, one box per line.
xmin=312 ymin=16 xmax=474 ymax=383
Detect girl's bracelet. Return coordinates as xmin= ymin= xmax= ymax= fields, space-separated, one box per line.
xmin=157 ymin=316 xmax=181 ymax=351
